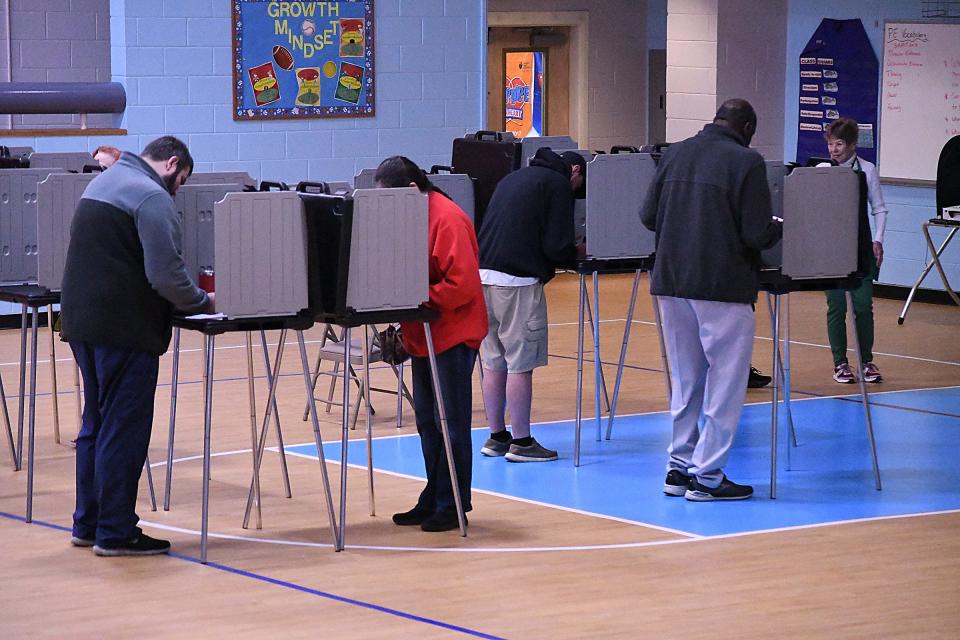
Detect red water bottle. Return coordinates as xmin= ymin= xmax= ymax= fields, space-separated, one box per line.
xmin=198 ymin=268 xmax=215 ymax=294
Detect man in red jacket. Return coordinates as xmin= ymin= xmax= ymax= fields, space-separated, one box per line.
xmin=374 ymin=156 xmax=488 ymax=532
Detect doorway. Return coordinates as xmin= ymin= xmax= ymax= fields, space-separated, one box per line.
xmin=487 ymin=11 xmax=588 ymax=145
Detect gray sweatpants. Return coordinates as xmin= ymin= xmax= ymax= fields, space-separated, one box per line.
xmin=657 ymin=296 xmax=755 ymax=488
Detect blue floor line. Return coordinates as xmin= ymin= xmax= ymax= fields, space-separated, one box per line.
xmin=0 ymin=510 xmax=506 ymax=640
xmin=290 ymin=386 xmax=960 ymax=538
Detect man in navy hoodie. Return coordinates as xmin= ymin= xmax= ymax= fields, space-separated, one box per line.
xmin=477 ymin=148 xmax=585 ymax=463
xmin=641 ymin=99 xmax=782 ymax=501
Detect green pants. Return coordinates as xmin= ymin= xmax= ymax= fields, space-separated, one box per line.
xmin=824 ymin=254 xmax=879 ymax=366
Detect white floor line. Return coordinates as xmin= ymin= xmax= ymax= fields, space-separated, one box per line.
xmin=138 ymin=508 xmax=960 ymax=555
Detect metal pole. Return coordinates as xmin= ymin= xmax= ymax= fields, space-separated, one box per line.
xmin=574 ymin=274 xmax=586 ymax=467
xmin=337 ymin=325 xmax=351 ymax=551
xmin=245 ymin=332 xmax=262 ymax=529
xmin=363 ymin=325 xmax=375 ymax=516
xmin=241 ymin=329 xmax=286 ymax=529
xmin=769 ymin=295 xmax=780 ymax=500
xmin=47 ymin=307 xmax=60 ymax=444
xmin=1 ymin=364 xmax=15 ymax=467
xmin=199 ymin=334 xmax=215 ymax=564
xmin=584 ymin=277 xmax=611 ymax=413
xmin=259 ymin=330 xmax=292 ymax=498
xmin=847 ymin=291 xmax=882 ymax=490
xmin=424 ymin=323 xmax=466 ymax=536
xmin=25 ymin=307 xmax=38 ymax=521
xmin=605 ymin=269 xmax=640 ymax=440
xmin=296 ymin=330 xmax=339 ymax=549
xmin=163 ymin=328 xmax=181 ymax=511
xmin=592 ymin=272 xmax=602 ymax=442
xmin=16 ymin=305 xmax=27 ymax=470
xmin=144 ymin=454 xmax=157 ymax=511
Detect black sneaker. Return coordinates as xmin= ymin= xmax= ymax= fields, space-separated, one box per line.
xmin=505 ymin=438 xmax=558 ymax=462
xmin=747 ymin=367 xmax=772 ymax=388
xmin=392 ymin=505 xmax=432 ymax=526
xmin=420 ymin=510 xmax=467 ymax=532
xmin=93 ymin=532 xmax=171 ymax=557
xmin=70 ymin=536 xmax=95 ymax=548
xmin=663 ymin=469 xmax=692 ymax=496
xmin=685 ymin=476 xmax=753 ymax=501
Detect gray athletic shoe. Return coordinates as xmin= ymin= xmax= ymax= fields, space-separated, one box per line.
xmin=505 ymin=438 xmax=558 ymax=462
xmin=480 ymin=435 xmax=511 ymax=457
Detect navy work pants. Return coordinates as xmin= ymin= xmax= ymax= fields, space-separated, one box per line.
xmin=70 ymin=341 xmax=159 ymax=546
xmin=409 ymin=343 xmax=476 ymax=515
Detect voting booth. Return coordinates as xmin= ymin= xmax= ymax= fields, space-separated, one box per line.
xmin=759 ymin=163 xmax=879 ymax=498
xmin=36 ymin=172 xmax=96 ymax=291
xmin=302 ymin=187 xmax=428 ymax=319
xmin=28 ymin=151 xmax=94 ymax=173
xmin=584 ymin=150 xmax=657 ymax=260
xmin=185 ymin=171 xmax=257 ymax=189
xmin=0 ymin=167 xmax=66 ymax=285
xmin=426 ymin=165 xmax=476 ymax=224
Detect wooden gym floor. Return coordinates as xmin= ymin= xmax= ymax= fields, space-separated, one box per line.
xmin=1 ymin=272 xmax=959 ymax=638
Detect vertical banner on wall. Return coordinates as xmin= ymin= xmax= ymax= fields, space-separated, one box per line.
xmin=232 ymin=1 xmax=374 ymax=120
xmin=796 ymin=19 xmax=878 ymax=165
xmin=504 ymin=51 xmax=545 ymax=138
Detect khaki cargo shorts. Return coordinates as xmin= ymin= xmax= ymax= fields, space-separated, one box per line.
xmin=480 ymin=283 xmax=548 ymax=373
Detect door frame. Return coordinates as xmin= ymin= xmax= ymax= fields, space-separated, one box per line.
xmin=487 ymin=11 xmax=589 ymax=146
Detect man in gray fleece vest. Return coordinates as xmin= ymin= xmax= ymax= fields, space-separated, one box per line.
xmin=641 ymin=99 xmax=782 ymax=502
xmin=61 ymin=136 xmax=212 ymax=556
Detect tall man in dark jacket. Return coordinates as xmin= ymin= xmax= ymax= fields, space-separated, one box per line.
xmin=477 ymin=148 xmax=585 ymax=462
xmin=640 ymin=99 xmax=782 ymax=501
xmin=61 ymin=136 xmax=212 ymax=555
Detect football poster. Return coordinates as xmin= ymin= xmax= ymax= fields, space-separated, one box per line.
xmin=232 ymin=1 xmax=375 ymax=120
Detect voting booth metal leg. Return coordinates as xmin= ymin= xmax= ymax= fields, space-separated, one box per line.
xmin=592 ymin=273 xmax=603 ymax=442
xmin=242 ymin=330 xmax=287 ymax=529
xmin=584 ymin=278 xmax=611 ymax=414
xmin=651 ymin=296 xmax=672 ymax=405
xmin=769 ymin=295 xmax=781 ymax=499
xmin=144 ymin=454 xmax=157 ymax=511
xmin=847 ymin=291 xmax=882 ymax=491
xmin=1 ymin=367 xmax=14 ymax=468
xmin=363 ymin=325 xmax=376 ymax=516
xmin=302 ymin=323 xmax=336 ymax=420
xmin=245 ymin=333 xmax=263 ymax=530
xmin=395 ymin=361 xmax=405 ymax=428
xmin=424 ymin=322 xmax=467 ymax=537
xmin=163 ymin=328 xmax=182 ymax=511
xmin=295 ymin=330 xmax=339 ymax=550
xmin=200 ymin=334 xmax=215 ymax=564
xmin=605 ymin=269 xmax=641 ymax=440
xmin=25 ymin=307 xmax=38 ymax=521
xmin=336 ymin=325 xmax=352 ymax=551
xmin=16 ymin=306 xmax=27 ymax=470
xmin=574 ymin=274 xmax=586 ymax=467
xmin=47 ymin=308 xmax=61 ymax=445
xmin=898 ymin=225 xmax=959 ymax=324
xmin=258 ymin=330 xmax=292 ymax=498
xmin=765 ymin=294 xmax=798 ymax=450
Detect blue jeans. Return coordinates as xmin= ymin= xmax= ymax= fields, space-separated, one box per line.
xmin=70 ymin=342 xmax=159 ymax=546
xmin=410 ymin=344 xmax=477 ymax=515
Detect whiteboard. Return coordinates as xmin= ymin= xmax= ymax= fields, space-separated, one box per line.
xmin=878 ymin=21 xmax=960 ymax=182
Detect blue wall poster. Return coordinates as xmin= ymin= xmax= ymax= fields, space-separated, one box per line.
xmin=796 ymin=19 xmax=879 ymax=165
xmin=232 ymin=1 xmax=375 ymax=120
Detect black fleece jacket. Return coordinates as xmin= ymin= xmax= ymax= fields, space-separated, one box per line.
xmin=477 ymin=148 xmax=576 ymax=283
xmin=640 ymin=124 xmax=782 ymax=303
xmin=61 ymin=153 xmax=209 ymax=355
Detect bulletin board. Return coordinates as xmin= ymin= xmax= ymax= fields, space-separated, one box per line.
xmin=878 ymin=20 xmax=960 ymax=183
xmin=795 ymin=19 xmax=879 ymax=167
xmin=232 ymin=1 xmax=375 ymax=120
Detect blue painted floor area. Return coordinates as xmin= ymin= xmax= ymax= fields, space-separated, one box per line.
xmin=288 ymin=387 xmax=960 ymax=537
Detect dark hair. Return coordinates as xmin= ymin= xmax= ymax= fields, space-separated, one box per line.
xmin=374 ymin=155 xmax=435 ymax=193
xmin=141 ymin=135 xmax=194 ymax=177
xmin=714 ymin=98 xmax=757 ymax=134
xmin=824 ymin=118 xmax=858 ymax=145
xmin=560 ymin=151 xmax=587 ymax=179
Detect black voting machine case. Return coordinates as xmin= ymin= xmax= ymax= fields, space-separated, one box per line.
xmin=300 ymin=191 xmax=354 ymax=318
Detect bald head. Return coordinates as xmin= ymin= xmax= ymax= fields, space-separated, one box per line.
xmin=714 ymin=98 xmax=757 ymax=145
